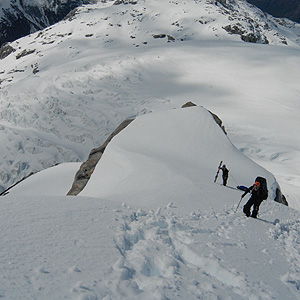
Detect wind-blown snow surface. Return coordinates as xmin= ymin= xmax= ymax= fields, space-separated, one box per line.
xmin=0 ymin=0 xmax=300 ymax=209
xmin=3 ymin=106 xmax=300 ymax=299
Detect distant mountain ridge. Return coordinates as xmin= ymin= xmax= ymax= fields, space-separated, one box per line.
xmin=1 ymin=0 xmax=300 ymax=48
xmin=0 ymin=0 xmax=96 ymax=46
xmin=247 ymin=0 xmax=300 ymax=23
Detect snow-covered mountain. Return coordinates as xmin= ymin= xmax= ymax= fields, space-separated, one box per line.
xmin=2 ymin=106 xmax=300 ymax=299
xmin=0 ymin=0 xmax=300 ymax=208
xmin=0 ymin=0 xmax=97 ymax=46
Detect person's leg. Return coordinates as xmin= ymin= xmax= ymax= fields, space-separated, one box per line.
xmin=251 ymin=206 xmax=259 ymax=218
xmin=243 ymin=197 xmax=254 ymax=217
xmin=251 ymin=199 xmax=263 ymax=218
xmin=223 ymin=175 xmax=228 ymax=186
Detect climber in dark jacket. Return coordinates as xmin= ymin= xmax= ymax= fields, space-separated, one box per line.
xmin=242 ymin=181 xmax=266 ymax=218
xmin=220 ymin=164 xmax=229 ymax=186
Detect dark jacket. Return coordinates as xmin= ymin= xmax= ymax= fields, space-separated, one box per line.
xmin=221 ymin=166 xmax=229 ymax=177
xmin=242 ymin=185 xmax=266 ymax=202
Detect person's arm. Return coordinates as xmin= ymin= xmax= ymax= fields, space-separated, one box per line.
xmin=242 ymin=186 xmax=253 ymax=198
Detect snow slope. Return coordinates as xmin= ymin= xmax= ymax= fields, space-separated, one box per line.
xmin=80 ymin=107 xmax=279 ymax=203
xmin=2 ymin=106 xmax=300 ymax=299
xmin=5 ymin=162 xmax=81 ymax=196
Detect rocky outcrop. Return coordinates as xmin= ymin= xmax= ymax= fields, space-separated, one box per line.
xmin=181 ymin=101 xmax=197 ymax=108
xmin=114 ymin=0 xmax=138 ymax=5
xmin=223 ymin=24 xmax=270 ymax=44
xmin=274 ymin=187 xmax=289 ymax=206
xmin=67 ymin=118 xmax=134 ymax=195
xmin=0 ymin=43 xmax=16 ymax=60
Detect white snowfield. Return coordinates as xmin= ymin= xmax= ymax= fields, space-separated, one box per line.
xmin=3 ymin=106 xmax=300 ymax=300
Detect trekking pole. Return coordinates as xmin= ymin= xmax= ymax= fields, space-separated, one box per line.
xmin=235 ymin=196 xmax=243 ymax=213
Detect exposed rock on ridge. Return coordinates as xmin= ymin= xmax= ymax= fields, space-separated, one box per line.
xmin=275 ymin=187 xmax=288 ymax=206
xmin=67 ymin=118 xmax=134 ymax=196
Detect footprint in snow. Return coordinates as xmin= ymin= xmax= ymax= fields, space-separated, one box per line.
xmin=105 ymin=208 xmax=249 ymax=298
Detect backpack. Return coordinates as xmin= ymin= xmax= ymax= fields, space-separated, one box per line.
xmin=255 ymin=176 xmax=268 ymax=200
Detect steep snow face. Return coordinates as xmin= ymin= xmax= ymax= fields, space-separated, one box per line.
xmin=80 ymin=106 xmax=279 ymax=204
xmin=0 ymin=0 xmax=300 ymax=208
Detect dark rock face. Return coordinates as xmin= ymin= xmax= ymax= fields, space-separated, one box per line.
xmin=67 ymin=118 xmax=134 ymax=196
xmin=181 ymin=101 xmax=197 ymax=108
xmin=274 ymin=187 xmax=289 ymax=206
xmin=0 ymin=0 xmax=93 ymax=46
xmin=0 ymin=43 xmax=16 ymax=59
xmin=114 ymin=0 xmax=138 ymax=4
xmin=246 ymin=0 xmax=300 ymax=23
xmin=222 ymin=24 xmax=270 ymax=44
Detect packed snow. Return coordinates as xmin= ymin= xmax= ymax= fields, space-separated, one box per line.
xmin=3 ymin=106 xmax=300 ymax=299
